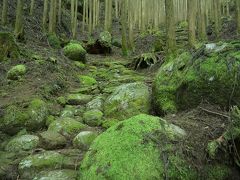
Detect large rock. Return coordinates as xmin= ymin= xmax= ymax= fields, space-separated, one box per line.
xmin=83 ymin=109 xmax=103 ymax=126
xmin=153 ymin=44 xmax=240 ymax=114
xmin=39 ymin=131 xmax=67 ymax=150
xmin=66 ymin=93 xmax=92 ymax=105
xmin=5 ymin=134 xmax=39 ymax=152
xmin=18 ymin=151 xmax=65 ymax=179
xmin=73 ymin=131 xmax=98 ymax=150
xmin=7 ymin=64 xmax=27 ymax=80
xmin=86 ymin=96 xmax=104 ymax=111
xmin=63 ymin=42 xmax=87 ymax=62
xmin=86 ymin=31 xmax=112 ymax=54
xmin=79 ymin=114 xmax=195 ymax=179
xmin=33 ymin=170 xmax=78 ymax=180
xmin=0 ymin=32 xmax=19 ymax=61
xmin=48 ymin=117 xmax=86 ymax=137
xmin=0 ymin=99 xmax=48 ymax=135
xmin=104 ymin=82 xmax=150 ymax=120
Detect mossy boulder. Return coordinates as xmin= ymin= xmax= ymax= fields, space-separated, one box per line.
xmin=104 ymin=82 xmax=150 ymax=121
xmin=66 ymin=93 xmax=93 ymax=105
xmin=86 ymin=96 xmax=104 ymax=111
xmin=79 ymin=114 xmax=195 ymax=179
xmin=0 ymin=32 xmax=19 ymax=61
xmin=73 ymin=131 xmax=98 ymax=150
xmin=83 ymin=109 xmax=103 ymax=126
xmin=5 ymin=134 xmax=39 ymax=152
xmin=33 ymin=170 xmax=78 ymax=180
xmin=18 ymin=151 xmax=65 ymax=179
xmin=26 ymin=99 xmax=49 ymax=130
xmin=86 ymin=31 xmax=112 ymax=54
xmin=78 ymin=75 xmax=97 ymax=87
xmin=39 ymin=131 xmax=67 ymax=150
xmin=7 ymin=64 xmax=27 ymax=80
xmin=48 ymin=117 xmax=86 ymax=137
xmin=48 ymin=34 xmax=61 ymax=49
xmin=63 ymin=43 xmax=87 ymax=62
xmin=153 ymin=44 xmax=240 ymax=114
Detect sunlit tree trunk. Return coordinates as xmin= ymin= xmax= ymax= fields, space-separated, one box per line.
xmin=30 ymin=0 xmax=35 ymax=16
xmin=187 ymin=0 xmax=197 ymax=47
xmin=165 ymin=0 xmax=176 ymax=52
xmin=14 ymin=0 xmax=24 ymax=38
xmin=1 ymin=0 xmax=8 ymax=26
xmin=72 ymin=0 xmax=78 ymax=39
xmin=121 ymin=0 xmax=128 ymax=56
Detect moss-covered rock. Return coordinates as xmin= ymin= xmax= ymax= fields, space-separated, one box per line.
xmin=48 ymin=117 xmax=86 ymax=137
xmin=26 ymin=99 xmax=49 ymax=131
xmin=86 ymin=31 xmax=112 ymax=54
xmin=73 ymin=131 xmax=98 ymax=150
xmin=39 ymin=131 xmax=67 ymax=150
xmin=86 ymin=96 xmax=104 ymax=111
xmin=5 ymin=134 xmax=39 ymax=152
xmin=79 ymin=114 xmax=195 ymax=179
xmin=33 ymin=169 xmax=78 ymax=180
xmin=83 ymin=109 xmax=103 ymax=126
xmin=0 ymin=105 xmax=29 ymax=134
xmin=63 ymin=43 xmax=87 ymax=62
xmin=18 ymin=151 xmax=65 ymax=179
xmin=7 ymin=64 xmax=27 ymax=80
xmin=48 ymin=34 xmax=61 ymax=49
xmin=78 ymin=75 xmax=97 ymax=87
xmin=66 ymin=93 xmax=93 ymax=105
xmin=104 ymin=82 xmax=150 ymax=121
xmin=153 ymin=44 xmax=240 ymax=114
xmin=0 ymin=32 xmax=19 ymax=61
xmin=205 ymin=164 xmax=230 ymax=180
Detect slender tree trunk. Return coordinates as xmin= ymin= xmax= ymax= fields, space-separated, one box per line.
xmin=73 ymin=0 xmax=78 ymax=39
xmin=58 ymin=0 xmax=62 ymax=25
xmin=165 ymin=0 xmax=176 ymax=52
xmin=1 ymin=0 xmax=8 ymax=26
xmin=121 ymin=0 xmax=128 ymax=56
xmin=213 ymin=0 xmax=221 ymax=39
xmin=43 ymin=0 xmax=48 ymax=31
xmin=237 ymin=0 xmax=240 ymax=35
xmin=30 ymin=0 xmax=35 ymax=16
xmin=199 ymin=0 xmax=207 ymax=41
xmin=14 ymin=0 xmax=24 ymax=38
xmin=128 ymin=1 xmax=134 ymax=51
xmin=187 ymin=0 xmax=197 ymax=47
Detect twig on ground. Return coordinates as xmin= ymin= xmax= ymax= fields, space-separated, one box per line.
xmin=199 ymin=107 xmax=230 ymax=119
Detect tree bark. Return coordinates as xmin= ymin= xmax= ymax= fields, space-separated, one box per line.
xmin=14 ymin=0 xmax=24 ymax=38
xmin=1 ymin=0 xmax=8 ymax=26
xmin=121 ymin=0 xmax=128 ymax=56
xmin=187 ymin=0 xmax=197 ymax=47
xmin=165 ymin=0 xmax=176 ymax=52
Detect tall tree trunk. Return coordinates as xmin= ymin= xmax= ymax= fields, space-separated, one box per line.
xmin=237 ymin=0 xmax=240 ymax=35
xmin=43 ymin=0 xmax=48 ymax=31
xmin=1 ymin=0 xmax=8 ymax=26
xmin=49 ymin=0 xmax=56 ymax=34
xmin=58 ymin=0 xmax=62 ymax=25
xmin=14 ymin=0 xmax=24 ymax=38
xmin=199 ymin=0 xmax=207 ymax=41
xmin=121 ymin=0 xmax=128 ymax=56
xmin=30 ymin=0 xmax=35 ymax=16
xmin=71 ymin=0 xmax=75 ymax=30
xmin=213 ymin=0 xmax=221 ymax=39
xmin=73 ymin=0 xmax=78 ymax=39
xmin=165 ymin=0 xmax=176 ymax=52
xmin=187 ymin=0 xmax=197 ymax=47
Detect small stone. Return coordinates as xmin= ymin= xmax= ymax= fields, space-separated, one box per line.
xmin=83 ymin=109 xmax=103 ymax=126
xmin=66 ymin=94 xmax=92 ymax=105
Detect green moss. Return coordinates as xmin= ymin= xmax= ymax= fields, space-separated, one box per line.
xmin=99 ymin=31 xmax=112 ymax=48
xmin=48 ymin=34 xmax=61 ymax=49
xmin=48 ymin=117 xmax=86 ymax=137
xmin=66 ymin=93 xmax=93 ymax=105
xmin=63 ymin=43 xmax=87 ymax=62
xmin=153 ymin=45 xmax=240 ymax=114
xmin=79 ymin=114 xmax=195 ymax=179
xmin=73 ymin=131 xmax=98 ymax=149
xmin=83 ymin=109 xmax=103 ymax=126
xmin=104 ymin=82 xmax=150 ymax=121
xmin=46 ymin=115 xmax=56 ymax=127
xmin=74 ymin=61 xmax=86 ymax=69
xmin=78 ymin=75 xmax=97 ymax=87
xmin=207 ymin=140 xmax=220 ymax=159
xmin=206 ymin=164 xmax=230 ymax=180
xmin=5 ymin=135 xmax=39 ymax=152
xmin=57 ymin=96 xmax=66 ymax=106
xmin=7 ymin=64 xmax=27 ymax=80
xmin=101 ymin=119 xmax=119 ymax=129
